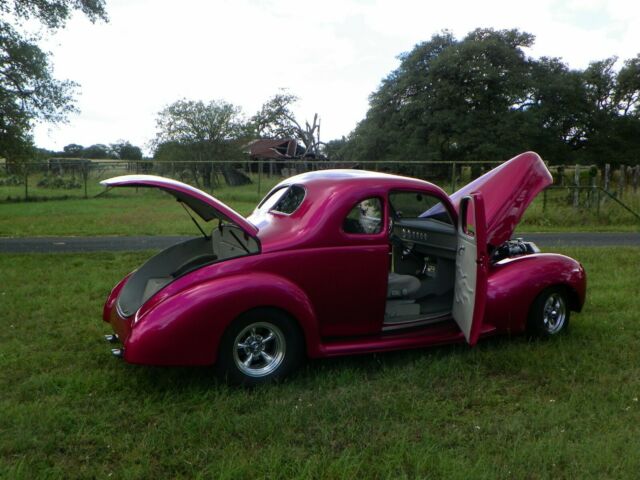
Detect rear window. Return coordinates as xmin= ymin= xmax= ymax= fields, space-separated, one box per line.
xmin=257 ymin=185 xmax=306 ymax=215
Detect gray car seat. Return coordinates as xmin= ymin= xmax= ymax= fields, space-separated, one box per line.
xmin=387 ymin=272 xmax=421 ymax=298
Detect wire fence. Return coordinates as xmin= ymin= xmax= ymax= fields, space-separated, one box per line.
xmin=1 ymin=158 xmax=639 ymax=223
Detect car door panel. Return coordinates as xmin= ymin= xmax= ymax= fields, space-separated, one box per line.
xmin=452 ymin=194 xmax=488 ymax=345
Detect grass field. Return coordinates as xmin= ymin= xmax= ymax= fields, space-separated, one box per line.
xmin=1 ymin=183 xmax=639 ymax=237
xmin=0 ymin=179 xmax=281 ymax=237
xmin=1 ymin=247 xmax=639 ymax=478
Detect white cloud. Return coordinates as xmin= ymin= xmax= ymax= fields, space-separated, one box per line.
xmin=32 ymin=0 xmax=640 ymax=154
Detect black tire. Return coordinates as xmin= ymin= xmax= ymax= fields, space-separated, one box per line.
xmin=527 ymin=286 xmax=571 ymax=338
xmin=216 ymin=308 xmax=304 ymax=386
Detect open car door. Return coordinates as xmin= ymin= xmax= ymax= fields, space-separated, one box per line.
xmin=452 ymin=194 xmax=488 ymax=345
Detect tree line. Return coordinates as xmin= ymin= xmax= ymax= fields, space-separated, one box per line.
xmin=2 ymin=3 xmax=638 ymax=173
xmin=336 ymin=29 xmax=640 ymax=166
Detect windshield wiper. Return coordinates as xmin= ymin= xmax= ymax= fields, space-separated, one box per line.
xmin=179 ymin=200 xmax=209 ymax=239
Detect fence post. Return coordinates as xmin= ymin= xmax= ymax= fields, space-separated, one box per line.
xmin=619 ymin=164 xmax=625 ymax=199
xmin=84 ymin=164 xmax=88 ymax=199
xmin=135 ymin=160 xmax=139 ymax=193
xmin=603 ymin=163 xmax=610 ymax=191
xmin=257 ymin=159 xmax=262 ymax=197
xmin=24 ymin=163 xmax=28 ymax=201
xmin=573 ymin=164 xmax=580 ymax=208
xmin=450 ymin=162 xmax=457 ymax=192
xmin=633 ymin=165 xmax=639 ymax=194
xmin=542 ymin=187 xmax=547 ymax=213
xmin=209 ymin=162 xmax=214 ymax=195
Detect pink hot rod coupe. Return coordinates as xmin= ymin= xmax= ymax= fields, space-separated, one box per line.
xmin=102 ymin=152 xmax=586 ymax=384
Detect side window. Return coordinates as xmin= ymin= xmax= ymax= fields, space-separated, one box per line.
xmin=389 ymin=191 xmax=453 ymax=225
xmin=343 ymin=197 xmax=383 ymax=234
xmin=460 ymin=197 xmax=476 ymax=236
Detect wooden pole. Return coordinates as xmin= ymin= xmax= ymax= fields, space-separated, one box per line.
xmin=633 ymin=165 xmax=639 ymax=194
xmin=619 ymin=164 xmax=626 ymax=199
xmin=450 ymin=162 xmax=457 ymax=192
xmin=83 ymin=162 xmax=88 ymax=199
xmin=604 ymin=164 xmax=610 ymax=191
xmin=573 ymin=164 xmax=580 ymax=208
xmin=257 ymin=159 xmax=262 ymax=197
xmin=589 ymin=171 xmax=597 ymax=208
xmin=24 ymin=164 xmax=28 ymax=201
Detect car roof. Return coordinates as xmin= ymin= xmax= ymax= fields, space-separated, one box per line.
xmin=252 ymin=170 xmax=449 ymax=253
xmin=273 ymin=169 xmax=441 ymax=193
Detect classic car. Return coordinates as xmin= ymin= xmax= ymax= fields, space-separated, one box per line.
xmin=102 ymin=151 xmax=586 ymax=384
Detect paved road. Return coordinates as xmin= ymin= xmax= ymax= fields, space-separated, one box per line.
xmin=0 ymin=232 xmax=638 ymax=253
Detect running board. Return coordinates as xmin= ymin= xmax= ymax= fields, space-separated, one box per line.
xmin=318 ymin=323 xmax=498 ymax=358
xmin=382 ymin=311 xmax=451 ymax=331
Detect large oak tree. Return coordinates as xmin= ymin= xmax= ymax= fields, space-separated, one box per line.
xmin=0 ymin=0 xmax=107 ymax=161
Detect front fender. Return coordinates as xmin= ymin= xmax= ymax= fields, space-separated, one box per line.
xmin=485 ymin=253 xmax=586 ymax=334
xmin=124 ymin=272 xmax=319 ymax=366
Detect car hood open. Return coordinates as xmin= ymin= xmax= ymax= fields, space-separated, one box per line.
xmin=448 ymin=152 xmax=552 ymax=247
xmin=101 ymin=175 xmax=259 ymax=237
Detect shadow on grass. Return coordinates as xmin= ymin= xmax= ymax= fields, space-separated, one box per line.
xmin=121 ymin=332 xmax=533 ymax=393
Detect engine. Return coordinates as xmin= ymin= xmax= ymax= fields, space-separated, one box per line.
xmin=490 ymin=238 xmax=540 ymax=263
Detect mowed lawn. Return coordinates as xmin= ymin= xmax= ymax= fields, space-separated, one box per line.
xmin=0 ymin=180 xmax=281 ymax=237
xmin=1 ymin=177 xmax=639 ymax=237
xmin=1 ymin=247 xmax=640 ymax=478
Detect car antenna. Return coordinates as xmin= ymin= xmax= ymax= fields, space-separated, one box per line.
xmin=178 ymin=200 xmax=209 ymax=239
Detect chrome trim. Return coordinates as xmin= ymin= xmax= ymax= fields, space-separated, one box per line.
xmin=115 ymin=300 xmax=131 ymax=319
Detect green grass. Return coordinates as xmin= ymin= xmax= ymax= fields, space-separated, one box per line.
xmin=1 ymin=247 xmax=639 ymax=478
xmin=0 ymin=178 xmax=281 ymax=237
xmin=519 ymin=188 xmax=640 ymax=232
xmin=1 ymin=172 xmax=638 ymax=236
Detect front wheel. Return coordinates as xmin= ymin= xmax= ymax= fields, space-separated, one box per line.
xmin=216 ymin=308 xmax=304 ymax=385
xmin=527 ymin=286 xmax=570 ymax=338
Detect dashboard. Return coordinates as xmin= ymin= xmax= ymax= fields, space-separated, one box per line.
xmin=393 ymin=218 xmax=457 ymax=259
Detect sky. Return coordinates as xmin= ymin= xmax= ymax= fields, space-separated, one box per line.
xmin=32 ymin=0 xmax=640 ymax=155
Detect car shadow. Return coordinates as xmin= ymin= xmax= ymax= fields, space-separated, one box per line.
xmin=122 ymin=333 xmax=525 ymax=393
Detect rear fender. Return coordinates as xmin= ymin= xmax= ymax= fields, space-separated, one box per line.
xmin=124 ymin=272 xmax=319 ymax=365
xmin=486 ymin=253 xmax=586 ymax=334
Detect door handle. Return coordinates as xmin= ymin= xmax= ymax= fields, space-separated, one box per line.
xmin=458 ymin=245 xmax=465 ymax=254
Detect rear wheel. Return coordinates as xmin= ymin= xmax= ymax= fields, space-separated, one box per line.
xmin=217 ymin=308 xmax=304 ymax=385
xmin=527 ymin=286 xmax=570 ymax=338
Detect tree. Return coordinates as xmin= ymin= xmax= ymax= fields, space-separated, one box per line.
xmin=0 ymin=0 xmax=107 ymax=161
xmin=616 ymin=55 xmax=640 ymax=116
xmin=62 ymin=143 xmax=84 ymax=157
xmin=153 ymin=99 xmax=249 ymax=188
xmin=110 ymin=141 xmax=143 ymax=160
xmin=251 ymin=90 xmax=325 ymax=157
xmin=82 ymin=143 xmax=114 ymax=159
xmin=345 ymin=28 xmax=640 ymax=167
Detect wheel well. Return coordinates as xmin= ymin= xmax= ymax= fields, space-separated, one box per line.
xmin=532 ymin=284 xmax=581 ymax=313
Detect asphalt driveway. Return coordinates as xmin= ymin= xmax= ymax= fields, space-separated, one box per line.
xmin=0 ymin=232 xmax=638 ymax=253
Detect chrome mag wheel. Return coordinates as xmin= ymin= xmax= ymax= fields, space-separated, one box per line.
xmin=542 ymin=292 xmax=567 ymax=334
xmin=233 ymin=322 xmax=286 ymax=378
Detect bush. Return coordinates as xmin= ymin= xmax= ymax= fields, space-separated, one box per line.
xmin=37 ymin=175 xmax=82 ymax=189
xmin=0 ymin=174 xmax=24 ymax=186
